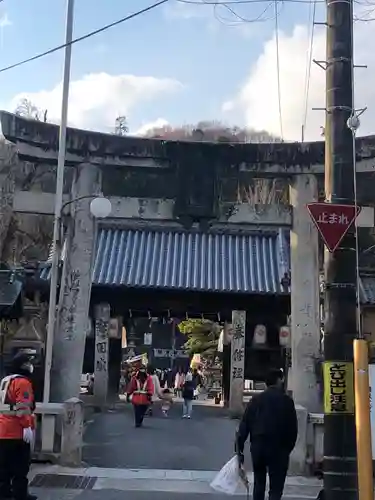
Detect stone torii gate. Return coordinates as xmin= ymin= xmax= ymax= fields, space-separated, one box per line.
xmin=2 ymin=111 xmax=375 ymax=415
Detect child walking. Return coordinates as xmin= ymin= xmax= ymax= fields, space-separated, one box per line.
xmin=161 ymin=388 xmax=173 ymax=416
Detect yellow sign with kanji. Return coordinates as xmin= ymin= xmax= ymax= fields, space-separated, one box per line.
xmin=323 ymin=361 xmax=354 ymax=414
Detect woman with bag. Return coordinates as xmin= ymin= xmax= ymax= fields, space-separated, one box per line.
xmin=182 ymin=372 xmax=194 ymax=418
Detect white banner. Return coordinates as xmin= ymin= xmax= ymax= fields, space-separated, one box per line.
xmin=153 ymin=348 xmax=189 ymax=358
xmin=368 ymin=364 xmax=375 ymax=459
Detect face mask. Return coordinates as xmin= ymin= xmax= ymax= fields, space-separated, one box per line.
xmin=22 ymin=363 xmax=34 ymax=374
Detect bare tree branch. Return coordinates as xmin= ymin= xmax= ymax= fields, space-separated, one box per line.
xmin=141 ymin=121 xmax=281 ymax=143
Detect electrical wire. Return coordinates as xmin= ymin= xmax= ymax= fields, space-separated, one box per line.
xmin=177 ymin=0 xmax=326 ymax=5
xmin=354 ymin=5 xmax=375 ymax=20
xmin=0 ymin=0 xmax=168 ymax=74
xmin=274 ymin=0 xmax=284 ymax=140
xmin=213 ymin=1 xmax=277 ymax=26
xmin=189 ymin=0 xmax=280 ymax=26
xmin=301 ymin=0 xmax=316 ymax=140
xmin=178 ymin=0 xmax=375 ymax=9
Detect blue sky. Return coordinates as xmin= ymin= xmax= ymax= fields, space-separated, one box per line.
xmin=0 ymin=0 xmax=373 ymax=140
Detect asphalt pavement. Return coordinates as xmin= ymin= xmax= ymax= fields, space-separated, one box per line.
xmin=83 ymin=401 xmax=240 ymax=470
xmin=29 ymin=401 xmax=322 ymax=500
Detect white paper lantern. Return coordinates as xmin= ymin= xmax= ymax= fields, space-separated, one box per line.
xmin=90 ymin=197 xmax=112 ymax=218
xmin=279 ymin=326 xmax=290 ymax=347
xmin=253 ymin=324 xmax=267 ymax=345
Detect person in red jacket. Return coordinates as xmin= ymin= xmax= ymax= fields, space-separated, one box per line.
xmin=127 ymin=367 xmax=154 ymax=428
xmin=0 ymin=351 xmax=37 ymax=500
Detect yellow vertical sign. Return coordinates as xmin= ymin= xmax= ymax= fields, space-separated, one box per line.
xmin=323 ymin=361 xmax=354 ymax=414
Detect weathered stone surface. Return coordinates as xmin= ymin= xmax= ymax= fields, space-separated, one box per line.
xmin=50 ymin=164 xmax=100 ymax=402
xmin=2 ymin=111 xmax=375 ymax=176
xmin=289 ymin=175 xmax=320 ymax=412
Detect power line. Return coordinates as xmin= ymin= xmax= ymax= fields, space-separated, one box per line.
xmin=213 ymin=0 xmax=278 ymax=25
xmin=301 ymin=0 xmax=316 ymax=140
xmin=181 ymin=0 xmax=281 ymax=24
xmin=0 ymin=0 xmax=168 ymax=74
xmin=178 ymin=0 xmax=375 ymax=7
xmin=274 ymin=0 xmax=283 ymax=140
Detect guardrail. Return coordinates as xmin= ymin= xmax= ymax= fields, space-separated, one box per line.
xmin=0 ymin=397 xmax=84 ymax=467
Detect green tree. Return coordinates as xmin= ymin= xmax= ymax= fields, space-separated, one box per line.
xmin=178 ymin=319 xmax=221 ymax=361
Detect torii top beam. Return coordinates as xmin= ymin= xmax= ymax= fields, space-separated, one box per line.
xmin=1 ymin=111 xmax=375 ymax=175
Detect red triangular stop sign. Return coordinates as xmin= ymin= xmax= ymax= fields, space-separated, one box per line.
xmin=306 ymin=203 xmax=361 ymax=253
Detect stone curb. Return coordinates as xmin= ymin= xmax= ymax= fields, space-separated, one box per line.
xmin=30 ymin=465 xmax=322 ymax=486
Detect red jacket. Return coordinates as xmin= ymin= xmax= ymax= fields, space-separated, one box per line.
xmin=127 ymin=376 xmax=154 ymax=405
xmin=0 ymin=376 xmax=35 ymax=439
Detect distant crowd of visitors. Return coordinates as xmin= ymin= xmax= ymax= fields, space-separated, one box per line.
xmin=122 ymin=365 xmax=204 ymax=427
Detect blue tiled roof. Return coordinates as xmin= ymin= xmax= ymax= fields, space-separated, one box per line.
xmin=360 ymin=276 xmax=375 ymax=305
xmin=39 ymin=227 xmax=375 ymax=303
xmin=41 ymin=228 xmax=290 ymax=295
xmin=93 ymin=228 xmax=289 ymax=294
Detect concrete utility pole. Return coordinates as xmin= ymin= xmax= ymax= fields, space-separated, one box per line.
xmin=323 ymin=0 xmax=358 ymax=496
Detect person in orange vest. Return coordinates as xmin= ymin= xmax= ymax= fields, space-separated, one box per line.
xmin=127 ymin=367 xmax=154 ymax=428
xmin=0 ymin=351 xmax=37 ymax=500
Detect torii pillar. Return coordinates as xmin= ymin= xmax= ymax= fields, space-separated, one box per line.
xmin=289 ymin=174 xmax=321 ymax=412
xmin=50 ymin=163 xmax=101 ymax=403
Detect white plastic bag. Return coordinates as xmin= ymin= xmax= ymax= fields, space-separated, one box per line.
xmin=210 ymin=456 xmax=247 ymax=495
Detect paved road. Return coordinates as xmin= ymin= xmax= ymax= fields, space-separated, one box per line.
xmin=32 ymin=402 xmax=322 ymax=500
xmin=83 ymin=402 xmax=243 ymax=470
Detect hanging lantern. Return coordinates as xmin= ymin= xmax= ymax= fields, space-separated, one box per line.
xmin=253 ymin=324 xmax=267 ymax=345
xmin=279 ymin=325 xmax=290 ymax=347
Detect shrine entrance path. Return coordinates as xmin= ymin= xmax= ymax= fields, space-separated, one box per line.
xmin=83 ymin=401 xmax=240 ymax=471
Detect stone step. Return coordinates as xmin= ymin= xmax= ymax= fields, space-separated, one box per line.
xmin=29 ymin=465 xmax=322 ymax=497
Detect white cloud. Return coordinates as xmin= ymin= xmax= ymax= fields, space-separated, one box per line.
xmin=222 ymin=100 xmax=234 ymax=113
xmin=223 ymin=17 xmax=375 ymax=141
xmin=135 ymin=118 xmax=170 ymax=136
xmin=8 ymin=72 xmax=183 ymax=132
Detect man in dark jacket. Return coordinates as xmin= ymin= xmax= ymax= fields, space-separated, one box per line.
xmin=235 ymin=368 xmax=298 ymax=500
